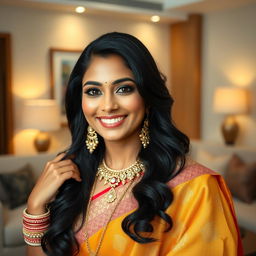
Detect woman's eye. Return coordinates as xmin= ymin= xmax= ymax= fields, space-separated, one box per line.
xmin=116 ymin=86 xmax=135 ymax=94
xmin=84 ymin=88 xmax=102 ymax=96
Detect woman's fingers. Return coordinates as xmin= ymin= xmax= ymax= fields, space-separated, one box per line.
xmin=45 ymin=153 xmax=65 ymax=169
xmin=53 ymin=159 xmax=79 ymax=170
xmin=61 ymin=170 xmax=82 ymax=182
xmin=47 ymin=158 xmax=79 ymax=171
xmin=52 ymin=165 xmax=82 ymax=182
xmin=46 ymin=159 xmax=81 ymax=181
xmin=51 ymin=152 xmax=66 ymax=163
xmin=27 ymin=155 xmax=82 ymax=214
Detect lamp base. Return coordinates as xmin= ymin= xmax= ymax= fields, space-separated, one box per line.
xmin=221 ymin=116 xmax=239 ymax=145
xmin=34 ymin=131 xmax=50 ymax=152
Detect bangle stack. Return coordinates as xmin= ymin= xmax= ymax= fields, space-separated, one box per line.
xmin=23 ymin=208 xmax=50 ymax=246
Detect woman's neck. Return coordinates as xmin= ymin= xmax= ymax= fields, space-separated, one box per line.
xmin=104 ymin=139 xmax=141 ymax=170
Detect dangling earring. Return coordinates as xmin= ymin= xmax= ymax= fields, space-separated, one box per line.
xmin=86 ymin=126 xmax=99 ymax=154
xmin=139 ymin=118 xmax=150 ymax=148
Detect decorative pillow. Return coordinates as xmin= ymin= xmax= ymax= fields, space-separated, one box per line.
xmin=0 ymin=164 xmax=35 ymax=209
xmin=195 ymin=149 xmax=232 ymax=175
xmin=0 ymin=182 xmax=9 ymax=203
xmin=225 ymin=154 xmax=256 ymax=204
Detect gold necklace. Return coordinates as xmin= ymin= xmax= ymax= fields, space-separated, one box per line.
xmin=96 ymin=159 xmax=144 ymax=203
xmin=85 ymin=178 xmax=134 ymax=256
xmin=97 ymin=159 xmax=144 ymax=187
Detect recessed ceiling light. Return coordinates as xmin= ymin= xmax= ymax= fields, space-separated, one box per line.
xmin=151 ymin=15 xmax=160 ymax=23
xmin=76 ymin=6 xmax=86 ymax=13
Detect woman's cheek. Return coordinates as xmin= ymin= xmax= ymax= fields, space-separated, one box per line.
xmin=122 ymin=94 xmax=145 ymax=111
xmin=82 ymin=98 xmax=98 ymax=116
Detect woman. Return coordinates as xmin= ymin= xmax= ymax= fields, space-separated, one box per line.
xmin=24 ymin=32 xmax=243 ymax=256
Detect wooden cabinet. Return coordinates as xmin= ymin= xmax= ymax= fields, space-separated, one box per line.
xmin=170 ymin=15 xmax=202 ymax=140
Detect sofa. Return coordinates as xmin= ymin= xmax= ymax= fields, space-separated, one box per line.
xmin=0 ymin=140 xmax=255 ymax=256
xmin=0 ymin=153 xmax=55 ymax=256
xmin=189 ymin=140 xmax=256 ymax=235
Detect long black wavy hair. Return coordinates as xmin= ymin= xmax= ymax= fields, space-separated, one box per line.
xmin=42 ymin=32 xmax=189 ymax=256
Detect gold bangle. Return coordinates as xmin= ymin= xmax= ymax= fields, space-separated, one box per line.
xmin=24 ymin=237 xmax=42 ymax=247
xmin=23 ymin=207 xmax=50 ymax=218
xmin=23 ymin=231 xmax=45 ymax=239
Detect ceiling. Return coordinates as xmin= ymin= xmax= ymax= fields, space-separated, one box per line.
xmin=1 ymin=0 xmax=256 ymax=23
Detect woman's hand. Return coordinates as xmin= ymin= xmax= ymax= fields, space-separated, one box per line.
xmin=27 ymin=153 xmax=82 ymax=214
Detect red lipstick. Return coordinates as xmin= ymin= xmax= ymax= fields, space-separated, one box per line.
xmin=97 ymin=115 xmax=126 ymax=128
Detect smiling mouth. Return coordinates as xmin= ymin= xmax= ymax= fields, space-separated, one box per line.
xmin=97 ymin=115 xmax=127 ymax=128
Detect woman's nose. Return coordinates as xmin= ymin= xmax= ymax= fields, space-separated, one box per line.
xmin=100 ymin=93 xmax=118 ymax=113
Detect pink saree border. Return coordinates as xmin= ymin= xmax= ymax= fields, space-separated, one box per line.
xmin=167 ymin=163 xmax=216 ymax=188
xmin=75 ymin=163 xmax=217 ymax=244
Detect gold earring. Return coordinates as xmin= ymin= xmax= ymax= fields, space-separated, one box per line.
xmin=86 ymin=126 xmax=99 ymax=154
xmin=139 ymin=118 xmax=150 ymax=148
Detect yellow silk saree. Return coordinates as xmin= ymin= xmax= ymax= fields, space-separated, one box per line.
xmin=75 ymin=163 xmax=243 ymax=256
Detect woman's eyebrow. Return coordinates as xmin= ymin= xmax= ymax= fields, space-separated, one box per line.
xmin=83 ymin=77 xmax=136 ymax=87
xmin=112 ymin=77 xmax=136 ymax=85
xmin=83 ymin=81 xmax=101 ymax=87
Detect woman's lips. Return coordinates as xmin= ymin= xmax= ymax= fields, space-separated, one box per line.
xmin=97 ymin=115 xmax=126 ymax=128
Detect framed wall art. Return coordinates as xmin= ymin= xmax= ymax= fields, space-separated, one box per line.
xmin=50 ymin=48 xmax=82 ymax=125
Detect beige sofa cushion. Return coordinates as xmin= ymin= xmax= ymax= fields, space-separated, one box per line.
xmin=233 ymin=198 xmax=256 ymax=232
xmin=195 ymin=149 xmax=232 ymax=175
xmin=3 ymin=204 xmax=25 ymax=247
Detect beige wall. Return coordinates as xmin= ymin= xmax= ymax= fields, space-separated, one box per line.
xmin=1 ymin=3 xmax=255 ymax=155
xmin=0 ymin=5 xmax=171 ymax=155
xmin=202 ymin=3 xmax=256 ymax=147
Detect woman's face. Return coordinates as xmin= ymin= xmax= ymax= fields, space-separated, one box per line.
xmin=82 ymin=54 xmax=146 ymax=144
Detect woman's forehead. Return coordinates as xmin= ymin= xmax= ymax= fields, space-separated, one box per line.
xmin=83 ymin=55 xmax=134 ymax=83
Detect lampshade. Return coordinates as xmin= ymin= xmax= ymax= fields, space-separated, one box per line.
xmin=213 ymin=87 xmax=248 ymax=114
xmin=22 ymin=99 xmax=60 ymax=131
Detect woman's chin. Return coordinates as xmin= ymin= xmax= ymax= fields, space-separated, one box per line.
xmin=102 ymin=136 xmax=126 ymax=144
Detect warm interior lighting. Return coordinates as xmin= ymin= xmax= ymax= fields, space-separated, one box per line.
xmin=76 ymin=6 xmax=86 ymax=13
xmin=231 ymin=72 xmax=254 ymax=87
xmin=13 ymin=84 xmax=46 ymax=98
xmin=223 ymin=61 xmax=256 ymax=87
xmin=151 ymin=15 xmax=160 ymax=23
xmin=214 ymin=87 xmax=248 ymax=114
xmin=213 ymin=87 xmax=249 ymax=145
xmin=22 ymin=99 xmax=60 ymax=152
xmin=14 ymin=129 xmax=38 ymax=155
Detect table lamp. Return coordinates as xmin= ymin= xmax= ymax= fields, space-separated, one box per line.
xmin=23 ymin=99 xmax=60 ymax=152
xmin=213 ymin=87 xmax=248 ymax=145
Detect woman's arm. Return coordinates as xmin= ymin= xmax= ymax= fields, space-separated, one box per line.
xmin=24 ymin=153 xmax=82 ymax=256
xmin=25 ymin=205 xmax=48 ymax=256
xmin=27 ymin=245 xmax=46 ymax=256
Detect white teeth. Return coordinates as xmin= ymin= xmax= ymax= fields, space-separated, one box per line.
xmin=100 ymin=117 xmax=125 ymax=124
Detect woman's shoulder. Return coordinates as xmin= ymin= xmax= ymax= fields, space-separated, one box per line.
xmin=167 ymin=158 xmax=219 ymax=189
xmin=165 ymin=158 xmax=232 ymax=213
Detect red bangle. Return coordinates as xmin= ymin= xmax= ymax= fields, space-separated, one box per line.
xmin=23 ymin=207 xmax=50 ymax=246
